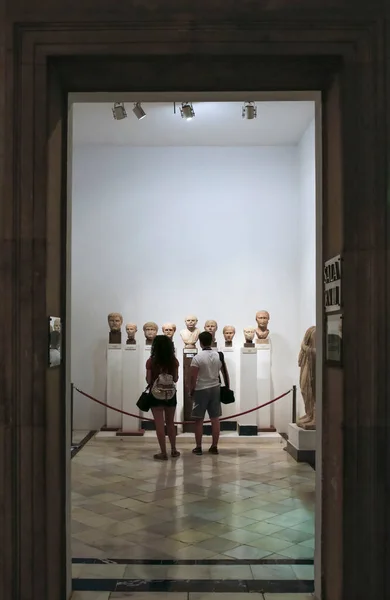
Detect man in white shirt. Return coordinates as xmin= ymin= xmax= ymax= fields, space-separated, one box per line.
xmin=189 ymin=330 xmax=229 ymax=455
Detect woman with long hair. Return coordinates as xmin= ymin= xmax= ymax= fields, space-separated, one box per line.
xmin=146 ymin=335 xmax=180 ymax=460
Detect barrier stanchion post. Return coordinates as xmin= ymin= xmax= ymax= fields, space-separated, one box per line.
xmin=71 ymin=382 xmax=75 ymax=447
xmin=292 ymin=385 xmax=297 ymax=424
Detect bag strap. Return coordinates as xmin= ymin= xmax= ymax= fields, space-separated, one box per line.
xmin=218 ymin=351 xmax=230 ymax=389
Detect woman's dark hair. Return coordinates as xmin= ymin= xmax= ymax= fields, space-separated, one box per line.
xmin=150 ymin=335 xmax=176 ymax=370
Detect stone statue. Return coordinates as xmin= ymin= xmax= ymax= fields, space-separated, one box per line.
xmin=162 ymin=323 xmax=176 ymax=339
xmin=125 ymin=323 xmax=137 ymax=345
xmin=143 ymin=321 xmax=158 ymax=345
xmin=204 ymin=319 xmax=218 ymax=347
xmin=108 ymin=312 xmax=123 ymax=344
xmin=223 ymin=325 xmax=236 ymax=347
xmin=297 ymin=326 xmax=316 ymax=430
xmin=243 ymin=327 xmax=255 ymax=347
xmin=255 ymin=310 xmax=270 ymax=343
xmin=180 ymin=315 xmax=200 ymax=348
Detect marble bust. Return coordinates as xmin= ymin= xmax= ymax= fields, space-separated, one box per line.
xmin=204 ymin=319 xmax=218 ymax=347
xmin=223 ymin=325 xmax=236 ymax=347
xmin=255 ymin=310 xmax=270 ymax=343
xmin=162 ymin=323 xmax=176 ymax=339
xmin=180 ymin=315 xmax=200 ymax=348
xmin=243 ymin=327 xmax=255 ymax=347
xmin=297 ymin=326 xmax=316 ymax=430
xmin=125 ymin=323 xmax=137 ymax=345
xmin=108 ymin=312 xmax=123 ymax=344
xmin=143 ymin=321 xmax=158 ymax=345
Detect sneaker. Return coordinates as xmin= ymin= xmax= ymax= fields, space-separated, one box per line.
xmin=208 ymin=446 xmax=219 ymax=455
xmin=192 ymin=447 xmax=203 ymax=455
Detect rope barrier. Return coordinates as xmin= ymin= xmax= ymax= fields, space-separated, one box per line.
xmin=74 ymin=386 xmax=292 ymax=426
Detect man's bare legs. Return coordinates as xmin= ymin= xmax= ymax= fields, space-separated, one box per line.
xmin=194 ymin=419 xmax=204 ymax=449
xmin=211 ymin=417 xmax=220 ymax=449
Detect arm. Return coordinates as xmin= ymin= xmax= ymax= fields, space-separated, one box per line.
xmin=189 ymin=366 xmax=199 ymax=396
xmin=173 ymin=362 xmax=179 ymax=383
xmin=145 ymin=358 xmax=152 ymax=386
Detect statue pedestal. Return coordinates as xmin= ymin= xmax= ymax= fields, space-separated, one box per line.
xmin=286 ymin=423 xmax=316 ymax=466
xmin=256 ymin=342 xmax=274 ymax=431
xmin=219 ymin=346 xmax=238 ymax=423
xmin=120 ymin=345 xmax=143 ymax=435
xmin=183 ymin=348 xmax=197 ymax=433
xmin=106 ymin=344 xmax=123 ymax=430
xmin=238 ymin=347 xmax=258 ymax=435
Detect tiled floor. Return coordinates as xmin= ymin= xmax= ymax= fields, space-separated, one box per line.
xmin=71 ymin=437 xmax=315 ymax=564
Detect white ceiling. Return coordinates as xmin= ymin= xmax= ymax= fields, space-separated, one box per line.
xmin=72 ymin=101 xmax=315 ymax=147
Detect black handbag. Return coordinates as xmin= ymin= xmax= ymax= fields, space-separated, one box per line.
xmin=220 ymin=386 xmax=235 ymax=405
xmin=136 ymin=387 xmax=151 ymax=412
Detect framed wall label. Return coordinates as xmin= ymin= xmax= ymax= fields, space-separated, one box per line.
xmin=326 ymin=314 xmax=343 ymax=365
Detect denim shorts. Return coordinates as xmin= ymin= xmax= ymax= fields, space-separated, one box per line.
xmin=191 ymin=385 xmax=222 ymax=419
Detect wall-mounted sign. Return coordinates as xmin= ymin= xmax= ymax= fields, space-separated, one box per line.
xmin=324 ymin=254 xmax=341 ymax=312
xmin=326 ymin=314 xmax=343 ymax=364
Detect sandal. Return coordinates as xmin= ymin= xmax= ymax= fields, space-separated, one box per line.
xmin=192 ymin=447 xmax=203 ymax=456
xmin=209 ymin=446 xmax=219 ymax=455
xmin=154 ymin=453 xmax=168 ymax=461
xmin=171 ymin=450 xmax=181 ymax=458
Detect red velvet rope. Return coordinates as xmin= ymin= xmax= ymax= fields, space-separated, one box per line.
xmin=74 ymin=386 xmax=292 ymax=426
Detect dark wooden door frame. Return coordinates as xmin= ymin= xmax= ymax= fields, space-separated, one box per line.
xmin=1 ymin=18 xmax=388 ymax=600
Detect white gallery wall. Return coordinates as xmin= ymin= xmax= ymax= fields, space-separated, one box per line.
xmin=297 ymin=120 xmax=316 ymax=417
xmin=71 ymin=132 xmax=315 ymax=431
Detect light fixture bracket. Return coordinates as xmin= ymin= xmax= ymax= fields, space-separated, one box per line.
xmin=242 ymin=102 xmax=257 ymax=120
xmin=180 ymin=102 xmax=195 ymax=120
xmin=112 ymin=102 xmax=127 ymax=120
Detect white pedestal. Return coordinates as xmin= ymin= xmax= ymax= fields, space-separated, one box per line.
xmin=287 ymin=423 xmax=316 ymax=465
xmin=122 ymin=345 xmax=141 ymax=432
xmin=288 ymin=423 xmax=316 ymax=450
xmin=106 ymin=344 xmax=123 ymax=429
xmin=220 ymin=346 xmax=238 ymax=420
xmin=239 ymin=347 xmax=258 ymax=434
xmin=256 ymin=343 xmax=272 ymax=429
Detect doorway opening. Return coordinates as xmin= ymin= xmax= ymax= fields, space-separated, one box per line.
xmin=68 ymin=92 xmax=321 ymax=596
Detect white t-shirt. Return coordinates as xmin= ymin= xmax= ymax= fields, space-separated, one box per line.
xmin=191 ymin=349 xmax=222 ymax=391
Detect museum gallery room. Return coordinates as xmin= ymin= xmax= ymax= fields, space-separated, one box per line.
xmin=69 ymin=96 xmax=318 ymax=599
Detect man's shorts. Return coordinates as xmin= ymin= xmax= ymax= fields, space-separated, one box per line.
xmin=191 ymin=385 xmax=222 ymax=419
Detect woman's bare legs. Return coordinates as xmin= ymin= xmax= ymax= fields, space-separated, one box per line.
xmin=151 ymin=407 xmax=167 ymax=458
xmin=164 ymin=406 xmax=180 ymax=457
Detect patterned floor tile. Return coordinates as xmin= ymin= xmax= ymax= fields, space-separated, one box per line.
xmin=71 ymin=439 xmax=315 ymax=565
xmin=219 ymin=528 xmax=263 ymax=545
xmin=223 ymin=544 xmax=273 ymax=560
xmin=272 ymin=528 xmax=313 ymax=544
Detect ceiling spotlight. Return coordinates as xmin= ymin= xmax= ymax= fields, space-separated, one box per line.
xmin=112 ymin=102 xmax=127 ymax=120
xmin=180 ymin=102 xmax=195 ymax=120
xmin=133 ymin=102 xmax=146 ymax=120
xmin=242 ymin=102 xmax=257 ymax=120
